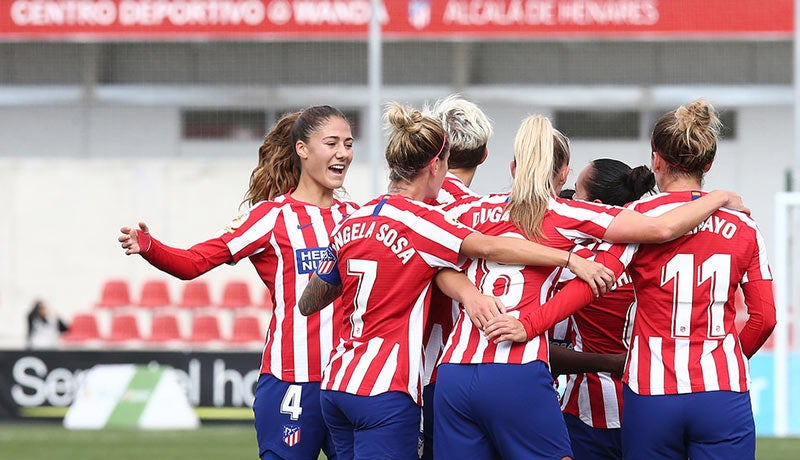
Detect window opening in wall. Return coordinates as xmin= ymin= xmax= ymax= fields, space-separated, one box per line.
xmin=718 ymin=110 xmax=737 ymax=140
xmin=555 ymin=110 xmax=640 ymax=140
xmin=182 ymin=110 xmax=267 ymax=140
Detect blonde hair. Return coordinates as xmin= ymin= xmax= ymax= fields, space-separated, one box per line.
xmin=384 ymin=102 xmax=448 ymax=182
xmin=651 ymin=98 xmax=721 ymax=181
xmin=243 ymin=105 xmax=349 ymax=206
xmin=507 ymin=115 xmax=570 ymax=239
xmin=424 ymin=94 xmax=493 ymax=169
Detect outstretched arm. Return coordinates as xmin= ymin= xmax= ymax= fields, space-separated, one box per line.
xmin=604 ymin=190 xmax=748 ymax=244
xmin=119 ymin=222 xmax=232 ymax=280
xmin=549 ymin=345 xmax=626 ymax=376
xmin=485 ymin=250 xmax=627 ymax=343
xmin=299 ymin=274 xmax=343 ymax=316
xmin=460 ymin=233 xmax=615 ymax=296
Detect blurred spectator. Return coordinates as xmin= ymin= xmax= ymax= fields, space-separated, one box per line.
xmin=27 ymin=299 xmax=69 ymax=349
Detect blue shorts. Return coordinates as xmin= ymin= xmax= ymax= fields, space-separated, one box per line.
xmin=622 ymin=385 xmax=755 ymax=460
xmin=252 ymin=374 xmax=336 ymax=460
xmin=434 ymin=361 xmax=572 ymax=460
xmin=320 ymin=390 xmax=421 ymax=460
xmin=564 ymin=413 xmax=621 ymax=460
xmin=421 ymin=383 xmax=435 ymax=460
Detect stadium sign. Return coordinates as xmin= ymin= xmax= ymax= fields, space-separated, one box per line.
xmin=0 ymin=0 xmax=792 ymax=41
xmin=0 ymin=350 xmax=261 ymax=421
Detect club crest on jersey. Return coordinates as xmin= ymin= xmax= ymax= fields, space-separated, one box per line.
xmin=296 ymin=247 xmax=329 ymax=274
xmin=283 ymin=424 xmax=301 ymax=447
xmin=315 ymin=249 xmax=338 ymax=276
xmin=224 ymin=211 xmax=249 ymax=233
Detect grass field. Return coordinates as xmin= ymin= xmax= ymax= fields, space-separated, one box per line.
xmin=1 ymin=423 xmax=799 ymax=459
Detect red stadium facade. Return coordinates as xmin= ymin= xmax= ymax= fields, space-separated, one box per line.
xmin=0 ymin=0 xmax=792 ymax=41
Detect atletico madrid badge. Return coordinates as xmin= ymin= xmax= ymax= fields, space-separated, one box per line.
xmin=283 ymin=424 xmax=301 ymax=447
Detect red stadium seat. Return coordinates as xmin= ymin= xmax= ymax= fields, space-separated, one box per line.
xmin=178 ymin=280 xmax=212 ymax=309
xmin=107 ymin=314 xmax=142 ymax=342
xmin=228 ymin=315 xmax=264 ymax=344
xmin=147 ymin=314 xmax=182 ymax=342
xmin=61 ymin=313 xmax=101 ymax=343
xmin=260 ymin=288 xmax=274 ymax=310
xmin=188 ymin=314 xmax=222 ymax=343
xmin=137 ymin=279 xmax=172 ymax=309
xmin=218 ymin=280 xmax=252 ymax=309
xmin=95 ymin=279 xmax=131 ymax=309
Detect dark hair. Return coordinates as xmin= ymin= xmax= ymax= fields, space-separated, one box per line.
xmin=244 ymin=105 xmax=349 ymax=205
xmin=558 ymin=188 xmax=575 ymax=200
xmin=584 ymin=158 xmax=655 ymax=206
xmin=651 ymin=98 xmax=721 ymax=182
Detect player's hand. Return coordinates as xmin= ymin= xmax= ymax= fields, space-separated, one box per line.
xmin=718 ymin=190 xmax=750 ymax=215
xmin=118 ymin=222 xmax=149 ymax=255
xmin=463 ymin=294 xmax=506 ymax=331
xmin=484 ymin=314 xmax=527 ymax=343
xmin=567 ymin=254 xmax=615 ymax=297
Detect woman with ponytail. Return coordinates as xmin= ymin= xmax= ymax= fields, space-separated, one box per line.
xmin=298 ymin=102 xmax=615 ymax=460
xmin=436 ymin=113 xmax=747 ymax=460
xmin=119 ymin=106 xmax=358 ymax=460
xmin=488 ymin=100 xmax=775 ymax=460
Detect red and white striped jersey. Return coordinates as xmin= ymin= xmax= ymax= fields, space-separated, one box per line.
xmin=424 ymin=174 xmax=481 ymax=386
xmin=559 ymin=275 xmax=634 ymax=429
xmin=321 ymin=194 xmax=474 ymax=405
xmin=439 ymin=194 xmax=623 ymax=367
xmin=218 ymin=194 xmax=359 ymax=383
xmin=616 ymin=191 xmax=772 ymax=396
xmin=436 ymin=172 xmax=481 ymax=206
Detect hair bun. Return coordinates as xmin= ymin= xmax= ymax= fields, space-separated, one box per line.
xmin=386 ymin=102 xmax=424 ymax=134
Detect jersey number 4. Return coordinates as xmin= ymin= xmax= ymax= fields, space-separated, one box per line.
xmin=661 ymin=253 xmax=731 ymax=339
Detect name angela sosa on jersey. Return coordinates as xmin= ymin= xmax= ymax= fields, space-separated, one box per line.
xmin=685 ymin=214 xmax=739 ymax=239
xmin=331 ymin=221 xmax=416 ymax=264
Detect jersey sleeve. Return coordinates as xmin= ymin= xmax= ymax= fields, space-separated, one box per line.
xmin=139 ymin=232 xmax=232 ymax=280
xmin=519 ymin=249 xmax=628 ymax=339
xmin=551 ymin=198 xmax=624 ymax=241
xmin=217 ymin=203 xmax=280 ymax=264
xmin=314 ymin=247 xmax=342 ymax=286
xmin=738 ymin=279 xmax=776 ymax=358
xmin=410 ymin=206 xmax=475 ymax=271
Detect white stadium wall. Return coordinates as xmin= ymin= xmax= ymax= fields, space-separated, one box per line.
xmin=0 ymin=101 xmax=791 ymax=348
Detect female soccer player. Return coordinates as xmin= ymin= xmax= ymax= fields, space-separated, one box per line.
xmin=422 ymin=94 xmax=494 ymax=460
xmin=298 ymin=102 xmax=614 ymax=460
xmin=434 ymin=115 xmax=747 ymax=460
xmin=555 ymin=158 xmax=656 ymax=460
xmin=489 ymin=99 xmax=776 ymax=460
xmin=119 ymin=105 xmax=357 ymax=460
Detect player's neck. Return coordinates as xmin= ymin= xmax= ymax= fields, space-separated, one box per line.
xmin=658 ymin=174 xmax=702 ymax=193
xmin=449 ymin=168 xmax=476 ymax=187
xmin=387 ymin=180 xmax=428 ymax=201
xmin=291 ymin=184 xmax=334 ymax=208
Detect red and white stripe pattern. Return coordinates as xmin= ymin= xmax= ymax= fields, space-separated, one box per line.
xmin=424 ymin=174 xmax=481 ymax=386
xmin=439 ymin=195 xmax=623 ymax=367
xmin=436 ymin=172 xmax=481 ymax=206
xmin=219 ymin=194 xmax=358 ymax=383
xmin=321 ymin=195 xmax=474 ymax=404
xmin=559 ymin=278 xmax=634 ymax=429
xmin=618 ymin=191 xmax=773 ymax=395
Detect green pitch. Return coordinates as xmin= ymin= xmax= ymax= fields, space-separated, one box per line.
xmin=1 ymin=423 xmax=799 ymax=460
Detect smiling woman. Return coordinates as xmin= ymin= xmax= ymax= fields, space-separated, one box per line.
xmin=117 ymin=105 xmax=359 ymax=460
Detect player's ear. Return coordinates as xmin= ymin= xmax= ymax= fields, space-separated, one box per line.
xmin=296 ymin=140 xmax=309 ymax=160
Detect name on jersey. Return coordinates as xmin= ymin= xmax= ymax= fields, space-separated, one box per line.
xmin=332 ymin=221 xmax=416 ymax=265
xmin=471 ymin=206 xmax=509 ymax=227
xmin=612 ymin=271 xmax=633 ymax=290
xmin=686 ymin=215 xmax=737 ymax=239
xmin=295 ymin=247 xmax=329 ymax=274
